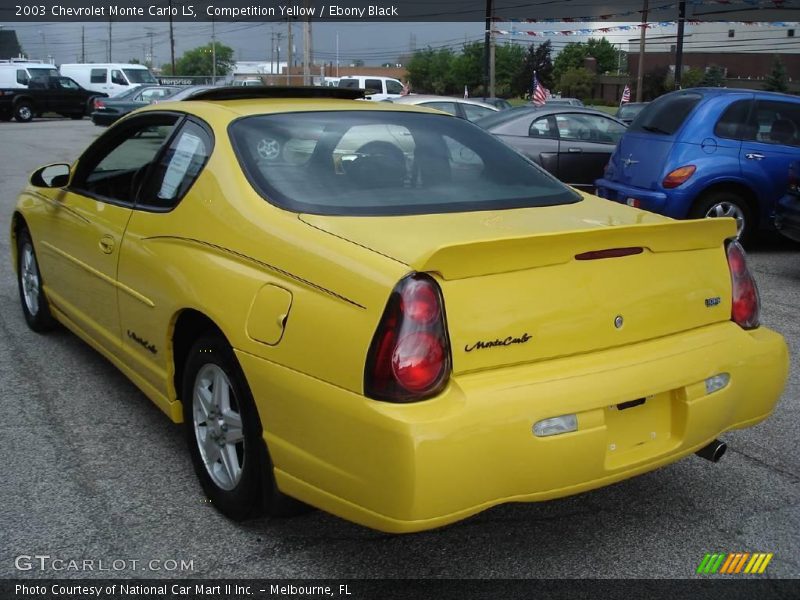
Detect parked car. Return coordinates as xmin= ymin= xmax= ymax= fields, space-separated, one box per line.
xmin=337 ymin=75 xmax=404 ymax=101
xmin=481 ymin=97 xmax=513 ymax=111
xmin=390 ymin=95 xmax=499 ymax=122
xmin=615 ymin=101 xmax=649 ymax=125
xmin=91 ymin=85 xmax=181 ymax=126
xmin=596 ymin=88 xmax=800 ymax=242
xmin=60 ymin=63 xmax=158 ymax=97
xmin=153 ymin=84 xmax=216 ymax=102
xmin=0 ymin=60 xmax=58 ymax=89
xmin=0 ymin=75 xmax=105 ymax=122
xmin=233 ymin=78 xmax=263 ymax=87
xmin=477 ymin=105 xmax=627 ymax=191
xmin=775 ymin=161 xmax=800 ymax=242
xmin=547 ymin=97 xmax=584 ymax=107
xmin=11 ymin=86 xmax=787 ymax=533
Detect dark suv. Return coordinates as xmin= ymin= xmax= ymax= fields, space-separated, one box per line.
xmin=596 ymin=88 xmax=800 ymax=242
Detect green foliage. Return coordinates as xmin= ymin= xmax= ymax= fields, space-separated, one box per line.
xmin=764 ymin=55 xmax=789 ymax=93
xmin=553 ymin=38 xmax=622 ymax=83
xmin=174 ymin=42 xmax=235 ymax=77
xmin=700 ymin=65 xmax=726 ymax=88
xmin=640 ymin=66 xmax=670 ymax=100
xmin=128 ymin=58 xmax=141 ymax=65
xmin=407 ymin=41 xmax=524 ymax=97
xmin=586 ymin=38 xmax=621 ymax=74
xmin=553 ymin=42 xmax=587 ymax=82
xmin=557 ymin=67 xmax=595 ymax=100
xmin=511 ymin=40 xmax=554 ymax=98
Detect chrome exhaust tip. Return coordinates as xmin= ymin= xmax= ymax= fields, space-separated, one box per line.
xmin=696 ymin=439 xmax=727 ymax=463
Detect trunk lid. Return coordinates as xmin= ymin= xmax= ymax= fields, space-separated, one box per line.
xmin=301 ymin=195 xmax=736 ymax=374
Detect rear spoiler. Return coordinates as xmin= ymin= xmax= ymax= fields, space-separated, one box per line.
xmin=414 ymin=218 xmax=737 ymax=280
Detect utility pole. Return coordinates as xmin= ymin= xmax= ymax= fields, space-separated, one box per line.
xmin=489 ymin=31 xmax=496 ymax=97
xmin=81 ymin=26 xmax=85 ymax=63
xmin=635 ymin=0 xmax=648 ymax=102
xmin=483 ymin=0 xmax=493 ymax=100
xmin=276 ymin=32 xmax=283 ymax=80
xmin=303 ymin=0 xmax=312 ymax=86
xmin=169 ymin=0 xmax=176 ymax=74
xmin=287 ymin=18 xmax=293 ymax=85
xmin=211 ymin=16 xmax=216 ymax=84
xmin=146 ymin=29 xmax=155 ymax=67
xmin=674 ymin=0 xmax=686 ymax=88
xmin=108 ymin=18 xmax=112 ymax=62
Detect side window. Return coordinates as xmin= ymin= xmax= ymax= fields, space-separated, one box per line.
xmin=73 ymin=115 xmax=179 ymax=204
xmin=337 ymin=78 xmax=359 ymax=89
xmin=750 ymin=100 xmax=800 ymax=146
xmin=715 ymin=100 xmax=752 ymax=140
xmin=444 ymin=136 xmax=484 ymax=180
xmin=385 ymin=79 xmax=403 ymax=94
xmin=16 ymin=70 xmax=29 ymax=85
xmin=138 ymin=120 xmax=213 ymax=210
xmin=462 ymin=104 xmax=495 ymax=123
xmin=365 ymin=79 xmax=383 ymax=94
xmin=90 ymin=69 xmax=107 ymax=84
xmin=111 ymin=70 xmax=127 ymax=86
xmin=422 ymin=101 xmax=459 ymax=116
xmin=556 ymin=113 xmax=624 ymax=144
xmin=529 ymin=116 xmax=556 ymax=139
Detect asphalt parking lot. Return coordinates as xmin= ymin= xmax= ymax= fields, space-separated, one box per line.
xmin=0 ymin=118 xmax=798 ymax=580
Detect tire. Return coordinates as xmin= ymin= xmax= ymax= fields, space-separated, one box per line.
xmin=14 ymin=101 xmax=34 ymax=123
xmin=690 ymin=191 xmax=754 ymax=244
xmin=182 ymin=334 xmax=306 ymax=520
xmin=16 ymin=228 xmax=56 ymax=333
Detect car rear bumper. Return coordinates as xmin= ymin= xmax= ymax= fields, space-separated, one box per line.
xmin=775 ymin=194 xmax=800 ymax=242
xmin=90 ymin=111 xmax=119 ymax=126
xmin=237 ymin=322 xmax=788 ymax=533
xmin=595 ymin=178 xmax=693 ymax=218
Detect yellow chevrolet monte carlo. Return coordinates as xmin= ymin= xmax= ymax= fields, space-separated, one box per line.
xmin=11 ymin=87 xmax=789 ymax=533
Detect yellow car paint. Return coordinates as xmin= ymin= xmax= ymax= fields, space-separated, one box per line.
xmin=11 ymin=96 xmax=789 ymax=533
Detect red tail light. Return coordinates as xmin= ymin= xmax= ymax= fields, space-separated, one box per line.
xmin=93 ymin=98 xmax=105 ymax=109
xmin=662 ymin=165 xmax=696 ymax=189
xmin=365 ymin=273 xmax=451 ymax=402
xmin=726 ymin=240 xmax=760 ymax=329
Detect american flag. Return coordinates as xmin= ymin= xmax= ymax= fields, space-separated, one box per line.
xmin=620 ymin=84 xmax=631 ymax=105
xmin=531 ymin=71 xmax=549 ymax=106
xmin=464 ymin=85 xmax=469 ymax=99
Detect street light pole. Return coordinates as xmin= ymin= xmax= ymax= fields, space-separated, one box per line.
xmin=635 ymin=0 xmax=649 ymax=103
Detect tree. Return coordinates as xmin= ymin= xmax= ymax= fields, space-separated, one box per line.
xmin=128 ymin=58 xmax=141 ymax=65
xmin=512 ymin=40 xmax=554 ymax=98
xmin=174 ymin=42 xmax=235 ymax=77
xmin=764 ymin=55 xmax=789 ymax=93
xmin=700 ymin=65 xmax=726 ymax=88
xmin=640 ymin=66 xmax=670 ymax=100
xmin=493 ymin=43 xmax=526 ymax=97
xmin=586 ymin=37 xmax=621 ymax=74
xmin=553 ymin=42 xmax=587 ymax=82
xmin=406 ymin=47 xmax=458 ymax=95
xmin=558 ymin=67 xmax=594 ymax=100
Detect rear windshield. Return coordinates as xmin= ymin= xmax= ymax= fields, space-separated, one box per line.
xmin=229 ymin=111 xmax=580 ymax=216
xmin=123 ymin=69 xmax=157 ymax=84
xmin=628 ymin=91 xmax=702 ymax=135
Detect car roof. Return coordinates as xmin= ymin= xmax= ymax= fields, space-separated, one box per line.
xmin=391 ymin=95 xmax=498 ymax=109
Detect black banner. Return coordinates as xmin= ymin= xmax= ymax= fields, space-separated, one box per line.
xmin=1 ymin=0 xmax=799 ymax=23
xmin=2 ymin=579 xmax=800 ymax=600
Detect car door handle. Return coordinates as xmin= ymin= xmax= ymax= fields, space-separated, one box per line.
xmin=745 ymin=153 xmax=765 ymax=160
xmin=568 ymin=147 xmax=583 ymax=153
xmin=99 ymin=235 xmax=115 ymax=254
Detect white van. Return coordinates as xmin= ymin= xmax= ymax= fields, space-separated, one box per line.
xmin=59 ymin=63 xmax=158 ymax=97
xmin=337 ymin=75 xmax=404 ymax=101
xmin=0 ymin=60 xmax=59 ymax=88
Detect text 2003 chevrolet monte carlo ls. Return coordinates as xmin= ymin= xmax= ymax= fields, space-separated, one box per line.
xmin=11 ymin=87 xmax=789 ymax=533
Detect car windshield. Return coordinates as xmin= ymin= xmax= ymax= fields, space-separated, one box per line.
xmin=230 ymin=110 xmax=580 ymax=216
xmin=123 ymin=69 xmax=157 ymax=84
xmin=628 ymin=92 xmax=702 ymax=135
